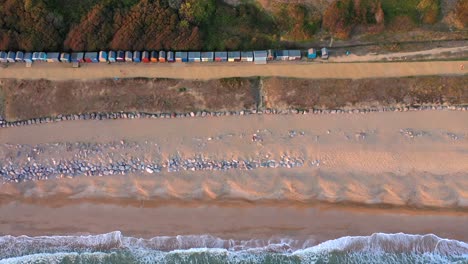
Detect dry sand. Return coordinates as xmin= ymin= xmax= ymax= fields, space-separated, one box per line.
xmin=0 ymin=60 xmax=467 ymax=81
xmin=0 ymin=110 xmax=467 ymax=240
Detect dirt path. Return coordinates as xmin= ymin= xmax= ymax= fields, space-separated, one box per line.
xmin=1 ymin=60 xmax=467 ymax=81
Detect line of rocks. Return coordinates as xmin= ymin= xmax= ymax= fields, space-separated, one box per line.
xmin=0 ymin=155 xmax=305 ymax=183
xmin=1 ymin=104 xmax=467 ymax=128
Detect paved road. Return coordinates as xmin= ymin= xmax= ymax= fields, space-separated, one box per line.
xmin=0 ymin=60 xmax=466 ymax=80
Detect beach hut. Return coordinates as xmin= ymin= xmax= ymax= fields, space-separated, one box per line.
xmin=267 ymin=50 xmax=275 ymax=61
xmin=60 ymin=53 xmax=70 ymax=63
xmin=253 ymin=50 xmax=267 ymax=64
xmin=133 ymin=51 xmax=141 ymax=62
xmin=99 ymin=51 xmax=108 ymax=62
xmin=142 ymin=51 xmax=150 ymax=63
xmin=46 ymin=52 xmax=60 ymax=62
xmin=201 ymin=52 xmax=214 ymax=62
xmin=125 ymin=51 xmax=133 ymax=62
xmin=288 ymin=50 xmax=301 ymax=60
xmin=108 ymin=51 xmax=116 ymax=63
xmin=276 ymin=50 xmax=289 ymax=61
xmin=167 ymin=51 xmax=174 ymax=62
xmin=0 ymin=51 xmax=7 ymax=63
xmin=214 ymin=51 xmax=227 ymax=62
xmin=71 ymin=52 xmax=84 ymax=63
xmin=241 ymin=51 xmax=253 ymax=62
xmin=84 ymin=52 xmax=98 ymax=63
xmin=116 ymin=51 xmax=125 ymax=62
xmin=150 ymin=51 xmax=158 ymax=62
xmin=15 ymin=51 xmax=24 ymax=62
xmin=7 ymin=51 xmax=16 ymax=63
xmin=32 ymin=52 xmax=40 ymax=61
xmin=175 ymin=51 xmax=188 ymax=62
xmin=159 ymin=51 xmax=167 ymax=62
xmin=38 ymin=52 xmax=47 ymax=61
xmin=228 ymin=51 xmax=241 ymax=62
xmin=23 ymin=52 xmax=33 ymax=63
xmin=188 ymin=52 xmax=201 ymax=62
xmin=307 ymin=48 xmax=317 ymax=59
xmin=321 ymin=47 xmax=329 ymax=59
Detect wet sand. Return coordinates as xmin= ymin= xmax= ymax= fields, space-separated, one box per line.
xmin=1 ymin=201 xmax=467 ymax=243
xmin=0 ymin=110 xmax=467 ymax=241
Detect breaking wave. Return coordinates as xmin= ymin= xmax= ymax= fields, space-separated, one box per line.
xmin=0 ymin=232 xmax=467 ymax=263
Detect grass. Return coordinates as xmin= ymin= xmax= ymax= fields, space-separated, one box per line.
xmin=380 ymin=0 xmax=422 ymax=23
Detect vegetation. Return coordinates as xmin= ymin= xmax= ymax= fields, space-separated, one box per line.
xmin=0 ymin=0 xmax=461 ymax=51
xmin=454 ymin=0 xmax=468 ymax=27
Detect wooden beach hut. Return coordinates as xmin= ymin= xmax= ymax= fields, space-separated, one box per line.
xmin=228 ymin=51 xmax=241 ymax=62
xmin=188 ymin=52 xmax=201 ymax=62
xmin=142 ymin=51 xmax=150 ymax=63
xmin=214 ymin=51 xmax=227 ymax=62
xmin=253 ymin=50 xmax=267 ymax=64
xmin=150 ymin=51 xmax=159 ymax=62
xmin=159 ymin=51 xmax=167 ymax=62
xmin=167 ymin=51 xmax=174 ymax=62
xmin=288 ymin=50 xmax=301 ymax=60
xmin=133 ymin=51 xmax=141 ymax=62
xmin=0 ymin=51 xmax=7 ymax=63
xmin=99 ymin=51 xmax=108 ymax=62
xmin=125 ymin=51 xmax=133 ymax=62
xmin=116 ymin=51 xmax=125 ymax=62
xmin=84 ymin=52 xmax=98 ymax=63
xmin=241 ymin=51 xmax=253 ymax=62
xmin=321 ymin=47 xmax=329 ymax=59
xmin=307 ymin=48 xmax=317 ymax=59
xmin=7 ymin=51 xmax=16 ymax=63
xmin=15 ymin=51 xmax=24 ymax=62
xmin=31 ymin=52 xmax=40 ymax=61
xmin=201 ymin=52 xmax=214 ymax=62
xmin=23 ymin=52 xmax=33 ymax=63
xmin=60 ymin=53 xmax=70 ymax=63
xmin=38 ymin=52 xmax=47 ymax=61
xmin=276 ymin=50 xmax=289 ymax=61
xmin=108 ymin=51 xmax=116 ymax=63
xmin=175 ymin=51 xmax=188 ymax=62
xmin=46 ymin=52 xmax=60 ymax=62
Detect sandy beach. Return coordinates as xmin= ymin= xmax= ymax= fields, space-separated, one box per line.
xmin=1 ymin=60 xmax=467 ymax=81
xmin=0 ymin=110 xmax=467 ymax=242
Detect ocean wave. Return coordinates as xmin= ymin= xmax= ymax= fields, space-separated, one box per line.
xmin=0 ymin=232 xmax=467 ymax=263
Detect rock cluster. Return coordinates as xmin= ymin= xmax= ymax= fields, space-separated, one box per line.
xmin=0 ymin=104 xmax=467 ymax=129
xmin=0 ymin=142 xmax=306 ymax=183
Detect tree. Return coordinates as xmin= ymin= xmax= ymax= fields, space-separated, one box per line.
xmin=455 ymin=0 xmax=468 ymax=27
xmin=179 ymin=0 xmax=215 ymax=25
xmin=417 ymin=0 xmax=440 ymax=24
xmin=323 ymin=0 xmax=354 ymax=39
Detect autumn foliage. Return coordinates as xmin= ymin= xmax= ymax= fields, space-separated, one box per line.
xmin=323 ymin=0 xmax=385 ymax=39
xmin=455 ymin=0 xmax=468 ymax=27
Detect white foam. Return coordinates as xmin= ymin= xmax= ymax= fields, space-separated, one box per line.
xmin=0 ymin=232 xmax=466 ymax=262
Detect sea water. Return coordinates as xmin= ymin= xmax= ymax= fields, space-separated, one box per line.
xmin=0 ymin=232 xmax=467 ymax=264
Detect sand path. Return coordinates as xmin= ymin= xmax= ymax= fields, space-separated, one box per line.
xmin=0 ymin=60 xmax=466 ymax=81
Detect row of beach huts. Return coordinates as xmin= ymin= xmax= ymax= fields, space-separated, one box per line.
xmin=0 ymin=48 xmax=328 ymax=64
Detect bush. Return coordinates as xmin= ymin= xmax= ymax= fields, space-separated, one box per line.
xmin=417 ymin=0 xmax=440 ymax=24
xmin=455 ymin=0 xmax=468 ymax=27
